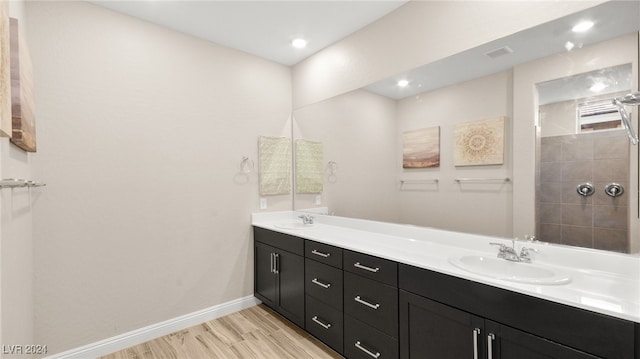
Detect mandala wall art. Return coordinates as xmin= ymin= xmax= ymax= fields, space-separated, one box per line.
xmin=402 ymin=126 xmax=440 ymax=168
xmin=454 ymin=117 xmax=505 ymax=166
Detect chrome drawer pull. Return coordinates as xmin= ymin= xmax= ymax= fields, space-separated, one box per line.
xmin=273 ymin=253 xmax=279 ymax=274
xmin=311 ymin=278 xmax=331 ymax=289
xmin=473 ymin=328 xmax=481 ymax=359
xmin=311 ymin=249 xmax=331 ymax=258
xmin=354 ymin=295 xmax=380 ymax=310
xmin=311 ymin=316 xmax=332 ymax=329
xmin=355 ymin=341 xmax=380 ymax=359
xmin=487 ymin=333 xmax=495 ymax=359
xmin=354 ymin=262 xmax=380 ymax=273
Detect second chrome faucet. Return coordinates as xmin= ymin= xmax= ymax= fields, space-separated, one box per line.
xmin=490 ymin=238 xmax=539 ymax=263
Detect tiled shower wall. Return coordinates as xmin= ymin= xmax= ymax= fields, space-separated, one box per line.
xmin=537 ymin=131 xmax=629 ymax=252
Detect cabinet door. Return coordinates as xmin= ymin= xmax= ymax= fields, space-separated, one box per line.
xmin=485 ymin=321 xmax=601 ymax=359
xmin=399 ymin=290 xmax=484 ymax=359
xmin=276 ymin=248 xmax=305 ymax=327
xmin=255 ymin=242 xmax=277 ymax=307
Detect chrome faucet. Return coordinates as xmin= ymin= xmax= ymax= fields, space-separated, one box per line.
xmin=298 ymin=214 xmax=315 ymax=225
xmin=518 ymin=246 xmax=539 ymax=263
xmin=490 ymin=238 xmax=539 ymax=263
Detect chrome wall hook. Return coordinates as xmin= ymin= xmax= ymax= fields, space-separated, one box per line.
xmin=240 ymin=156 xmax=254 ymax=173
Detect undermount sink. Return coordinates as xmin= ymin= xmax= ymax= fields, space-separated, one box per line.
xmin=274 ymin=223 xmax=315 ymax=230
xmin=449 ymin=255 xmax=571 ymax=285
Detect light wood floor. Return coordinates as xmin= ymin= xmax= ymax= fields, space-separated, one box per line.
xmin=99 ymin=304 xmax=344 ymax=359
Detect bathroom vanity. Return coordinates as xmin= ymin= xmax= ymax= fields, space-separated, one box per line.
xmin=252 ymin=211 xmax=640 ymax=359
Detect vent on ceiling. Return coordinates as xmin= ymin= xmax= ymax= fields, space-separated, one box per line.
xmin=484 ymin=46 xmax=514 ymax=59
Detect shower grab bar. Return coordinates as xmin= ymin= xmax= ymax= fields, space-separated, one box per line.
xmin=0 ymin=178 xmax=46 ymax=189
xmin=455 ymin=177 xmax=510 ymax=183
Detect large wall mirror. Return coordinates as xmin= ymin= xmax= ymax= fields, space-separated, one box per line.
xmin=292 ymin=1 xmax=640 ymax=254
xmin=536 ymin=64 xmax=634 ymax=252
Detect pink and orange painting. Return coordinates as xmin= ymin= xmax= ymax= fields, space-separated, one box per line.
xmin=402 ymin=126 xmax=440 ymax=168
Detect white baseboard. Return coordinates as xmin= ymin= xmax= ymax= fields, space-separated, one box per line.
xmin=45 ymin=295 xmax=261 ymax=359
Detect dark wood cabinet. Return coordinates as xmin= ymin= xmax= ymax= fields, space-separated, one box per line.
xmin=254 ymin=227 xmax=639 ymax=359
xmin=254 ymin=227 xmax=304 ymax=328
xmin=305 ymin=258 xmax=343 ymax=310
xmin=399 ymin=264 xmax=637 ymax=359
xmin=344 ymin=271 xmax=398 ymax=338
xmin=306 ymin=295 xmax=344 ymax=353
xmin=344 ymin=251 xmax=399 ymax=359
xmin=255 ymin=241 xmax=278 ymax=305
xmin=344 ymin=315 xmax=399 ymax=359
xmin=399 ymin=290 xmax=600 ymax=359
xmin=344 ymin=249 xmax=397 ymax=286
xmin=306 ymin=240 xmax=343 ymax=268
xmin=304 ymin=240 xmax=345 ymax=354
xmin=399 ymin=290 xmax=482 ymax=359
xmin=485 ymin=320 xmax=600 ymax=359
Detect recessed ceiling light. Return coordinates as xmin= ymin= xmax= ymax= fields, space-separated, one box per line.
xmin=590 ymin=82 xmax=608 ymax=92
xmin=572 ymin=20 xmax=594 ymax=33
xmin=564 ymin=41 xmax=575 ymax=51
xmin=397 ymin=80 xmax=409 ymax=87
xmin=291 ymin=38 xmax=307 ymax=49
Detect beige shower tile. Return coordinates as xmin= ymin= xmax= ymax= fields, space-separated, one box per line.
xmin=593 ymin=227 xmax=629 ymax=253
xmin=593 ymin=133 xmax=629 ymax=159
xmin=562 ymin=161 xmax=593 ymax=181
xmin=593 ymin=205 xmax=628 ymax=229
xmin=593 ymin=158 xmax=629 ymax=182
xmin=562 ymin=136 xmax=593 ymax=161
xmin=561 ymin=225 xmax=593 ymax=248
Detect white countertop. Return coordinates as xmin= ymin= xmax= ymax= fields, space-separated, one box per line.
xmin=252 ymin=211 xmax=640 ymax=323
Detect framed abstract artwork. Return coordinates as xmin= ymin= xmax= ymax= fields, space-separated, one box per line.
xmin=454 ymin=117 xmax=505 ymax=166
xmin=9 ymin=17 xmax=36 ymax=152
xmin=402 ymin=126 xmax=440 ymax=168
xmin=0 ymin=3 xmax=10 ymax=138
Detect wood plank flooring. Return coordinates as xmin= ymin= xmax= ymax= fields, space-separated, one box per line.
xmin=99 ymin=304 xmax=344 ymax=359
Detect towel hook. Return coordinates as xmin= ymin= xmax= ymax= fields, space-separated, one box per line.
xmin=327 ymin=161 xmax=338 ymax=183
xmin=240 ymin=156 xmax=254 ymax=174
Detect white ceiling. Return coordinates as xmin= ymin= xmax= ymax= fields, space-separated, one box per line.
xmin=88 ymin=1 xmax=639 ymax=101
xmin=365 ymin=1 xmax=640 ymax=100
xmin=88 ymin=0 xmax=408 ymax=66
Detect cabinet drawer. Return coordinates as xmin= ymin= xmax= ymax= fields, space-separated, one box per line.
xmin=344 ymin=272 xmax=398 ymax=338
xmin=305 ymin=259 xmax=343 ymax=310
xmin=254 ymin=227 xmax=303 ymax=256
xmin=344 ymin=315 xmax=398 ymax=359
xmin=306 ymin=295 xmax=344 ymax=354
xmin=305 ymin=240 xmax=343 ymax=268
xmin=344 ymin=250 xmax=397 ymax=286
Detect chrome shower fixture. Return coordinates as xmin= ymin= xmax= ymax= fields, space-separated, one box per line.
xmin=613 ymin=92 xmax=640 ymax=145
xmin=615 ymin=92 xmax=640 ymax=105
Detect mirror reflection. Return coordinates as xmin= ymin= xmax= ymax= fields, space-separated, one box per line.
xmin=536 ymin=64 xmax=633 ymax=252
xmin=292 ymin=1 xmax=640 ymax=254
